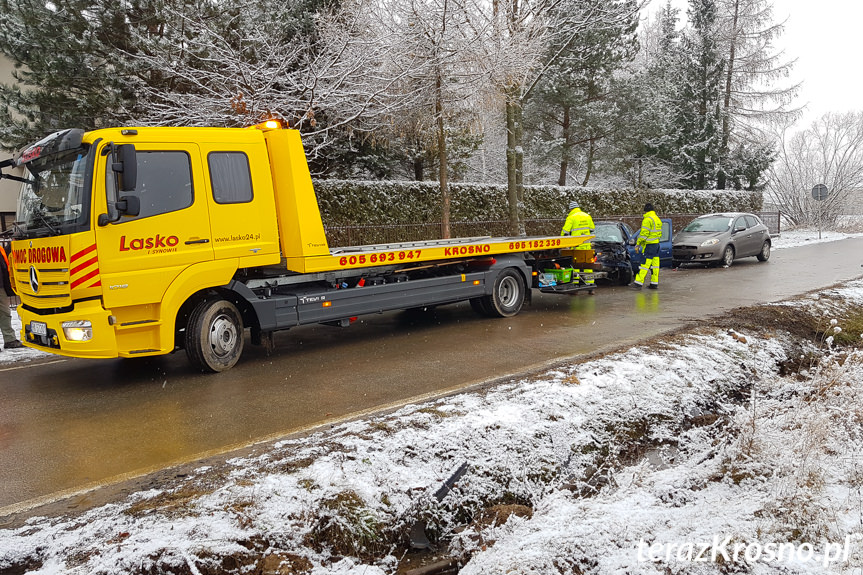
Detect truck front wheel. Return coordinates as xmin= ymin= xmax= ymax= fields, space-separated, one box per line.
xmin=482 ymin=269 xmax=525 ymax=318
xmin=186 ymin=298 xmax=244 ymax=372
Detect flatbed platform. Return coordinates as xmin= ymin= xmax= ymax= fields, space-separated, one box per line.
xmin=284 ymin=233 xmax=593 ymax=273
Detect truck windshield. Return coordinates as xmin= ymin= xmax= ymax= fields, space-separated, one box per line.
xmin=16 ymin=145 xmax=92 ymax=238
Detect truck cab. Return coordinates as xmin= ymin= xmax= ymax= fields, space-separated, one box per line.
xmin=7 ymin=126 xmax=282 ymax=360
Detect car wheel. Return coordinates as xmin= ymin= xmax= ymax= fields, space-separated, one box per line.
xmin=757 ymin=241 xmax=771 ymax=262
xmin=719 ymin=245 xmax=735 ymax=267
xmin=617 ymin=267 xmax=633 ymax=286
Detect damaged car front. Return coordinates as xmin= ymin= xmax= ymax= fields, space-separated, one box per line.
xmin=591 ymin=221 xmax=635 ymax=285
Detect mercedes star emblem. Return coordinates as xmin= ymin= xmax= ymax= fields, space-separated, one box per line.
xmin=29 ymin=266 xmax=39 ymax=294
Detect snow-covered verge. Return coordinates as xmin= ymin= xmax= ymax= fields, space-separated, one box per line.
xmin=772 ymin=225 xmax=863 ymax=249
xmin=2 ymin=281 xmax=863 ymax=574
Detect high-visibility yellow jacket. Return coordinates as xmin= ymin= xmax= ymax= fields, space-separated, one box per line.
xmin=561 ymin=208 xmax=594 ymax=249
xmin=637 ymin=210 xmax=662 ymax=247
xmin=0 ymin=243 xmax=13 ymax=297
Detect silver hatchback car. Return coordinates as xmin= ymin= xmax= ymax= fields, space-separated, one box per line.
xmin=672 ymin=212 xmax=771 ymax=267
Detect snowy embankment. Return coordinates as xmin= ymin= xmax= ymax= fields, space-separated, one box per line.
xmin=2 ymin=255 xmax=863 ymax=573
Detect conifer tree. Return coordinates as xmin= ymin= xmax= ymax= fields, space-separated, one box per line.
xmin=713 ymin=0 xmax=796 ymax=189
xmin=610 ymin=0 xmax=683 ymax=188
xmin=525 ymin=0 xmax=639 ymax=187
xmin=0 ymin=0 xmax=136 ymax=149
xmin=674 ymin=0 xmax=725 ymax=189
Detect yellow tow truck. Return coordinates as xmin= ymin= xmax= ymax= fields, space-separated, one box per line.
xmin=0 ymin=122 xmax=594 ymax=371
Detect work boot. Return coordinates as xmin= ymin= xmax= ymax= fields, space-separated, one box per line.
xmin=647 ymin=284 xmax=659 ymax=290
xmin=629 ymin=282 xmax=643 ymax=290
xmin=4 ymin=340 xmax=24 ymax=349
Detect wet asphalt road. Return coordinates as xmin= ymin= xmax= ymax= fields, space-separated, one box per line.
xmin=1 ymin=237 xmax=862 ymax=513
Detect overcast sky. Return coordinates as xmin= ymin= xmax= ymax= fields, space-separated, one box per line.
xmin=653 ymin=0 xmax=861 ymax=129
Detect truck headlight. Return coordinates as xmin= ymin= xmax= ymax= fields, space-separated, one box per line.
xmin=700 ymin=238 xmax=720 ymax=247
xmin=62 ymin=320 xmax=93 ymax=342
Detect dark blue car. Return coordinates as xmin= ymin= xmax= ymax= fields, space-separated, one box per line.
xmin=591 ymin=221 xmax=637 ymax=285
xmin=591 ymin=219 xmax=673 ymax=286
xmin=627 ymin=218 xmax=673 ymax=270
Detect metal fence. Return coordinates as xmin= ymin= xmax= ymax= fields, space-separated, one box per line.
xmin=324 ymin=212 xmax=782 ymax=247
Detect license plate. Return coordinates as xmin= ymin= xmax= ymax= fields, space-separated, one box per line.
xmin=30 ymin=321 xmax=47 ymax=337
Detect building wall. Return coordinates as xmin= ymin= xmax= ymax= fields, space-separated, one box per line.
xmin=0 ymin=54 xmax=22 ymax=230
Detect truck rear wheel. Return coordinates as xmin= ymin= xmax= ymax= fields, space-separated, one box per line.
xmin=481 ymin=268 xmax=525 ymax=318
xmin=186 ymin=298 xmax=244 ymax=372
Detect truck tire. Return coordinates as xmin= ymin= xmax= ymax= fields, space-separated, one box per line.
xmin=185 ymin=298 xmax=244 ymax=372
xmin=481 ymin=268 xmax=525 ymax=318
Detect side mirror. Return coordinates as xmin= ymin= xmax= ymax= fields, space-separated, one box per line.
xmin=112 ymin=144 xmax=137 ymax=192
xmin=100 ymin=143 xmax=139 ymax=226
xmin=98 ymin=192 xmax=141 ymax=225
xmin=117 ymin=194 xmax=140 ymax=217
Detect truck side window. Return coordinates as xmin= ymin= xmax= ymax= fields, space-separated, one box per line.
xmin=208 ymin=152 xmax=253 ymax=204
xmin=106 ymin=151 xmax=193 ymax=221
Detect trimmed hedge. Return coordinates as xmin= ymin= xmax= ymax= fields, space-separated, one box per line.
xmin=312 ymin=180 xmax=763 ymax=225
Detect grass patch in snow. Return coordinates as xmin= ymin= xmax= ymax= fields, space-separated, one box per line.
xmin=304 ymin=490 xmax=392 ymax=560
xmin=124 ymin=484 xmax=217 ymax=518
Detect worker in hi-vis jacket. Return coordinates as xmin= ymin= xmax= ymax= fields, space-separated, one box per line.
xmin=561 ymin=200 xmax=595 ymax=288
xmin=632 ymin=203 xmax=662 ymax=290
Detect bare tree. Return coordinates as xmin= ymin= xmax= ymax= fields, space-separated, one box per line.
xmin=766 ymin=112 xmax=863 ymax=227
xmin=129 ymin=0 xmax=424 ymax=160
xmin=342 ymin=0 xmax=495 ymax=237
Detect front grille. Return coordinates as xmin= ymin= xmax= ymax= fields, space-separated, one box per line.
xmin=16 ymin=265 xmax=72 ymax=306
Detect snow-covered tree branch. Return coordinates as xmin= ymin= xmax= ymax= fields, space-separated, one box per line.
xmin=766 ymin=112 xmax=863 ymax=226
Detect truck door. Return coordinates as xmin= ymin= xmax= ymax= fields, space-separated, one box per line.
xmin=96 ymin=143 xmax=213 ymax=309
xmin=199 ymin=144 xmax=280 ymax=263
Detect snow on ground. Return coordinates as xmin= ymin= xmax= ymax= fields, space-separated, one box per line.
xmin=0 ymin=307 xmax=47 ymax=364
xmin=771 ymin=227 xmax=863 ymax=250
xmin=2 ymin=276 xmax=863 ymax=572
